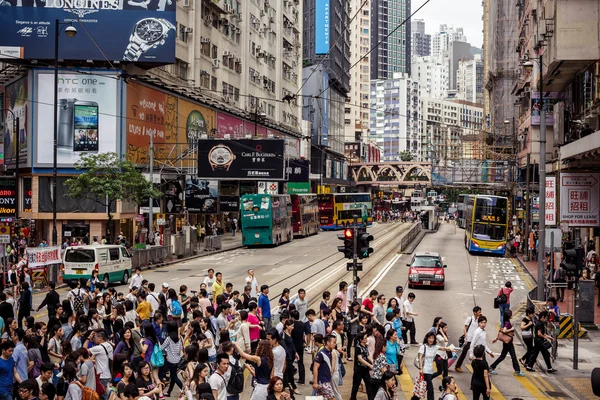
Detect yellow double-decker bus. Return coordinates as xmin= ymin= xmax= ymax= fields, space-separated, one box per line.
xmin=318 ymin=193 xmax=373 ymax=230
xmin=464 ymin=195 xmax=508 ymax=255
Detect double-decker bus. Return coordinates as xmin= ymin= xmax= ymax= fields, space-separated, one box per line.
xmin=318 ymin=193 xmax=373 ymax=230
xmin=456 ymin=194 xmax=472 ymax=228
xmin=240 ymin=194 xmax=293 ymax=246
xmin=411 ymin=190 xmax=425 ymax=211
xmin=464 ymin=195 xmax=509 ymax=255
xmin=291 ymin=194 xmax=319 ymax=237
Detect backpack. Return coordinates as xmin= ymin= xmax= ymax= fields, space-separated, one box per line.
xmin=170 ymin=299 xmax=183 ymax=317
xmin=72 ymin=289 xmax=85 ymax=313
xmin=150 ymin=342 xmax=165 ymax=367
xmin=226 ymin=358 xmax=244 ymax=395
xmin=75 ymin=382 xmax=100 ymax=400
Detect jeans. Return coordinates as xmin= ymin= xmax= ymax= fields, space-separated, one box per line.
xmin=0 ymin=392 xmax=12 ymax=400
xmin=499 ymin=303 xmax=510 ymax=327
xmin=165 ymin=360 xmax=183 ymax=395
xmin=455 ymin=341 xmax=470 ymax=368
xmin=100 ymin=378 xmax=110 ymax=400
xmin=227 ymin=396 xmax=240 ymax=400
xmin=262 ymin=317 xmax=272 ymax=331
xmin=490 ymin=341 xmax=520 ymax=372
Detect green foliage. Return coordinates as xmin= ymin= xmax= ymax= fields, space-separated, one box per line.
xmin=399 ymin=151 xmax=414 ymax=162
xmin=65 ymin=152 xmax=162 ymax=218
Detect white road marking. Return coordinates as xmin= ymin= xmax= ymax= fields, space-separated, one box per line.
xmin=170 ymin=278 xmax=179 ymax=281
xmin=359 ymin=254 xmax=402 ymax=298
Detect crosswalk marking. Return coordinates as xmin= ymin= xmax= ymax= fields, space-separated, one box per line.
xmin=399 ymin=364 xmax=469 ymax=399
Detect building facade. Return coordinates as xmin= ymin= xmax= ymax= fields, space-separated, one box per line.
xmin=370 ymin=0 xmax=411 ymax=79
xmin=431 ymin=25 xmax=468 ymax=59
xmin=411 ymin=19 xmax=431 ymax=57
xmin=412 ymin=56 xmax=449 ymax=99
xmin=457 ymin=54 xmax=484 ymax=104
xmin=369 ymin=73 xmax=421 ymax=161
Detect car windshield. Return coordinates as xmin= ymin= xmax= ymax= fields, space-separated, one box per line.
xmin=412 ymin=256 xmax=441 ymax=268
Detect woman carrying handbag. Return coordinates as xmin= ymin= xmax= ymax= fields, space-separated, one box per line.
xmin=489 ymin=310 xmax=525 ymax=376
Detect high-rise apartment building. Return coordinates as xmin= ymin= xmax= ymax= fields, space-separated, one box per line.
xmin=412 ymin=56 xmax=449 ymax=99
xmin=302 ymin=0 xmax=351 ymax=192
xmin=369 ymin=73 xmax=421 ymax=161
xmin=345 ymin=0 xmax=371 ymax=144
xmin=411 ymin=19 xmax=431 ymax=57
xmin=431 ymin=25 xmax=468 ymax=58
xmin=370 ymin=0 xmax=411 ymax=79
xmin=457 ymin=54 xmax=484 ymax=104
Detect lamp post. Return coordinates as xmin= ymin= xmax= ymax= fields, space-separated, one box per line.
xmin=523 ymin=55 xmax=546 ymax=300
xmin=52 ymin=20 xmax=77 ymax=246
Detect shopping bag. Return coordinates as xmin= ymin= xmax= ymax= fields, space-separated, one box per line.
xmin=412 ymin=373 xmax=428 ymax=398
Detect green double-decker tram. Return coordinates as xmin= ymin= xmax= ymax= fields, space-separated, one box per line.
xmin=240 ymin=194 xmax=293 ymax=246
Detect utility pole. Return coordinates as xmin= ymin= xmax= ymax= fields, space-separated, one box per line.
xmin=524 ymin=153 xmax=531 ymax=261
xmin=353 ymin=214 xmax=359 ymax=301
xmin=574 ymin=271 xmax=580 ymax=370
xmin=537 ymin=53 xmax=547 ymax=301
xmin=148 ymin=132 xmax=154 ymax=239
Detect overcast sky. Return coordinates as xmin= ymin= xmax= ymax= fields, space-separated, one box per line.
xmin=411 ymin=0 xmax=484 ymax=48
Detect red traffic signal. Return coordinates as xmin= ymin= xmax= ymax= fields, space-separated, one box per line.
xmin=344 ymin=229 xmax=353 ymax=238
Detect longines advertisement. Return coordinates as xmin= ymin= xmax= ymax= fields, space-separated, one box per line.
xmin=197 ymin=139 xmax=285 ymax=180
xmin=35 ymin=72 xmax=119 ymax=167
xmin=0 ymin=0 xmax=175 ymax=63
xmin=185 ymin=177 xmax=218 ymax=214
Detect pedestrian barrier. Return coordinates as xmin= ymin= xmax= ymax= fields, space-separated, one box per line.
xmin=131 ymin=245 xmax=169 ymax=269
xmin=201 ymin=235 xmax=223 ymax=251
xmin=557 ymin=313 xmax=588 ymax=339
xmin=398 ymin=222 xmax=422 ymax=253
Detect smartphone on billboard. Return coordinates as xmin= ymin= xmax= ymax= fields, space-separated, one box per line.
xmin=73 ymin=101 xmax=99 ymax=152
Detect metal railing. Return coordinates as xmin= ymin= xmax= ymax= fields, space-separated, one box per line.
xmin=398 ymin=222 xmax=422 ymax=253
xmin=131 ymin=245 xmax=169 ymax=269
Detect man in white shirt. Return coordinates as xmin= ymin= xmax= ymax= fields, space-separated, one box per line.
xmin=468 ymin=316 xmax=495 ymax=361
xmin=403 ymin=293 xmax=418 ymax=345
xmin=146 ymin=283 xmax=159 ymax=317
xmin=209 ymin=353 xmax=230 ymax=400
xmin=89 ymin=331 xmax=114 ymax=399
xmin=266 ymin=329 xmax=286 ymax=378
xmin=203 ymin=269 xmax=215 ymax=300
xmin=294 ymin=289 xmax=308 ymax=322
xmin=129 ymin=267 xmax=143 ymax=290
xmin=245 ymin=269 xmax=259 ymax=298
xmin=372 ymin=294 xmax=387 ymax=325
xmin=454 ymin=305 xmax=482 ymax=373
xmin=393 ymin=286 xmax=405 ymax=319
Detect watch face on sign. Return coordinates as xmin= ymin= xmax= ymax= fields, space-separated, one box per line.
xmin=136 ymin=19 xmax=164 ymax=42
xmin=208 ymin=144 xmax=234 ymax=170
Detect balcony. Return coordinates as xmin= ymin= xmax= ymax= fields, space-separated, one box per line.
xmin=541 ymin=0 xmax=600 ymax=92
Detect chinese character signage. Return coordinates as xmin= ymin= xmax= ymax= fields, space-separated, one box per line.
xmin=545 ymin=176 xmax=556 ymax=226
xmin=287 ymin=158 xmax=310 ymax=182
xmin=3 ymin=77 xmax=27 ymax=167
xmin=198 ymin=139 xmax=285 ymax=180
xmin=34 ymin=71 xmax=119 ymax=167
xmin=0 ymin=3 xmax=175 ymax=63
xmin=25 ymin=246 xmax=62 ymax=268
xmin=219 ymin=196 xmax=239 ymax=212
xmin=185 ymin=177 xmax=217 ymax=214
xmin=0 ymin=177 xmax=16 ymax=217
xmin=559 ymin=173 xmax=600 ymax=227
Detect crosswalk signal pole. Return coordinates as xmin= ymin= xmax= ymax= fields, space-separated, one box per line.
xmin=573 ymin=273 xmax=580 ymax=370
xmin=353 ymin=215 xmax=358 ymax=301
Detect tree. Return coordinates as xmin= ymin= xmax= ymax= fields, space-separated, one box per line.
xmin=399 ymin=151 xmax=413 ymax=162
xmin=65 ymin=152 xmax=162 ymax=242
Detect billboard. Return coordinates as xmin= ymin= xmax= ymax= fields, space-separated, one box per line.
xmin=559 ymin=173 xmax=600 ymax=227
xmin=216 ymin=112 xmax=244 ymax=138
xmin=321 ymin=71 xmax=329 ymax=146
xmin=3 ymin=77 xmax=28 ymax=167
xmin=0 ymin=4 xmax=175 ymax=63
xmin=126 ymin=82 xmax=178 ymax=165
xmin=0 ymin=177 xmax=17 ymax=217
xmin=185 ymin=177 xmax=218 ymax=214
xmin=35 ymin=72 xmax=119 ymax=166
xmin=198 ymin=139 xmax=285 ymax=180
xmin=315 ymin=0 xmax=330 ymax=55
xmin=219 ymin=196 xmax=239 ymax=212
xmin=531 ymin=92 xmax=563 ymax=126
xmin=545 ymin=176 xmax=556 ymax=226
xmin=287 ymin=158 xmax=310 ymax=182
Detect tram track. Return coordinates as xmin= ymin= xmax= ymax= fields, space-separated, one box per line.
xmin=267 ymin=222 xmax=415 ymax=306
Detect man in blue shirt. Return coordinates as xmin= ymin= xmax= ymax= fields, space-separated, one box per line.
xmin=12 ymin=328 xmax=28 ymax=384
xmin=258 ymin=284 xmax=272 ymax=330
xmin=0 ymin=341 xmax=18 ymax=400
xmin=312 ymin=335 xmax=336 ymax=399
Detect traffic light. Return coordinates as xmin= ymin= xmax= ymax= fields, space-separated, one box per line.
xmin=563 ymin=249 xmax=578 ymax=277
xmin=337 ymin=228 xmax=354 ymax=259
xmin=357 ymin=227 xmax=374 ymax=259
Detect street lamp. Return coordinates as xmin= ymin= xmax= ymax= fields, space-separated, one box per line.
xmin=52 ymin=20 xmax=77 ymax=246
xmin=522 ymin=55 xmax=547 ymax=300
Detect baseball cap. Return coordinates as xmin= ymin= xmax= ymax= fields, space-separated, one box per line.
xmin=162 ymin=282 xmax=169 ymax=288
xmin=396 ymin=285 xmax=404 ymax=292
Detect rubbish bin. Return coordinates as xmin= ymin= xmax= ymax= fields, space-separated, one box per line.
xmin=174 ymin=233 xmax=184 ymax=258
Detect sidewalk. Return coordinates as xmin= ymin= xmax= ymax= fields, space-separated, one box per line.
xmin=513 ymin=252 xmax=600 ymax=325
xmin=513 ymin=252 xmax=599 ymax=400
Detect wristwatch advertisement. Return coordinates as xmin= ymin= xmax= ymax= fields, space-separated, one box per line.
xmin=123 ymin=17 xmax=175 ymax=61
xmin=208 ymin=144 xmax=236 ymax=171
